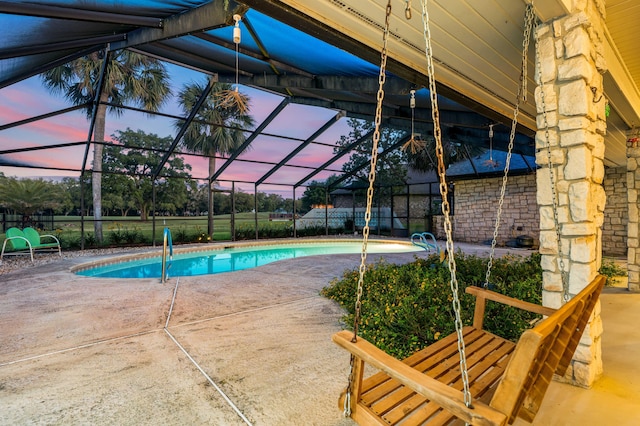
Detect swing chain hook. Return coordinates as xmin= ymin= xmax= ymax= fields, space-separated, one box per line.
xmin=405 ymin=0 xmax=412 ymax=19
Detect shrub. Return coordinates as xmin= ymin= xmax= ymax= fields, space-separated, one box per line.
xmin=191 ymin=225 xmax=211 ymax=243
xmin=107 ymin=223 xmax=125 ymax=244
xmin=172 ymin=226 xmax=189 ymax=244
xmin=599 ymin=258 xmax=626 ymax=286
xmin=234 ymin=223 xmax=293 ymax=240
xmin=256 ymin=223 xmax=291 ymax=239
xmin=296 ymin=224 xmax=346 ymax=237
xmin=84 ymin=232 xmax=96 ymax=248
xmin=234 ymin=224 xmax=255 ymax=240
xmin=321 ymin=252 xmax=543 ymax=359
xmin=61 ymin=235 xmax=81 ymax=250
xmin=107 ymin=223 xmax=143 ymax=245
xmin=124 ymin=226 xmax=142 ymax=244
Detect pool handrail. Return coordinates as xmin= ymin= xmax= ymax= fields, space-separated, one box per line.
xmin=411 ymin=232 xmax=440 ymax=254
xmin=161 ymin=227 xmax=173 ymax=283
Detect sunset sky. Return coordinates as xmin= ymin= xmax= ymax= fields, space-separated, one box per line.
xmin=0 ymin=62 xmax=354 ymax=197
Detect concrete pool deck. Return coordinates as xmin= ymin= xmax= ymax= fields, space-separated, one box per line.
xmin=0 ymin=241 xmax=638 ymax=425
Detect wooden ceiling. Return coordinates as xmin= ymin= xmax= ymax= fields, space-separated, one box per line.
xmin=607 ymin=0 xmax=640 ymax=95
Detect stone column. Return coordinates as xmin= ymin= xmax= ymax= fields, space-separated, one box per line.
xmin=534 ymin=2 xmax=607 ymax=388
xmin=627 ymin=129 xmax=640 ymax=292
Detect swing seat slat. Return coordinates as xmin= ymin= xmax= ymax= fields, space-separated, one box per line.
xmin=333 ymin=274 xmax=605 ymax=425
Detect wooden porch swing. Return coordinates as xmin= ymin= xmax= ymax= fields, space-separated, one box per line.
xmin=332 ymin=1 xmax=605 ymax=425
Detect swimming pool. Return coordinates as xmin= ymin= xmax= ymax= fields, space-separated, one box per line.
xmin=74 ymin=239 xmax=421 ymax=279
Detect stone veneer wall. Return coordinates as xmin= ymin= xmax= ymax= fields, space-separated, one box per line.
xmin=449 ymin=174 xmax=539 ymax=245
xmin=433 ymin=166 xmax=625 ymax=256
xmin=626 ymin=136 xmax=640 ymax=292
xmin=602 ymin=166 xmax=627 ymax=256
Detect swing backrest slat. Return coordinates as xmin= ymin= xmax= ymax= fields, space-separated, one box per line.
xmin=489 ymin=274 xmax=605 ymax=423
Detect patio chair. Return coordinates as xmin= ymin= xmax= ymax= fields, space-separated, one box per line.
xmin=1 ymin=227 xmax=61 ymax=263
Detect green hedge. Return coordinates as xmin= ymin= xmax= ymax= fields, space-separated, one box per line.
xmin=321 ymin=252 xmax=543 ymax=359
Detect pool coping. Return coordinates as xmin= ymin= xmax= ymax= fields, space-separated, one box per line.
xmin=69 ymin=237 xmax=420 ymax=274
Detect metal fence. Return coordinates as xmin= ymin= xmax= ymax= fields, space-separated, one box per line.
xmin=1 ymin=213 xmax=55 ymax=232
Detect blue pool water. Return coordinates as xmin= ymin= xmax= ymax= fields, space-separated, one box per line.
xmin=76 ymin=241 xmax=420 ymax=279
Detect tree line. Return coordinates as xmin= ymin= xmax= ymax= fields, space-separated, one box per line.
xmin=0 ymin=167 xmax=295 ymax=221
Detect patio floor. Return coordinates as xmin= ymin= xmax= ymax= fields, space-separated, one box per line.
xmin=0 ymin=242 xmax=638 ymax=425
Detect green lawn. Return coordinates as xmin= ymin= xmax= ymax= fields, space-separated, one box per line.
xmin=1 ymin=213 xmax=293 ymax=249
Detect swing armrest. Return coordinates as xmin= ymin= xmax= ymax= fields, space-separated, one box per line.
xmin=465 ymin=286 xmax=556 ymax=330
xmin=332 ymin=330 xmax=508 ymax=426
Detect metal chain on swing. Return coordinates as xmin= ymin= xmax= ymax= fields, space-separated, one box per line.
xmin=343 ymin=0 xmax=392 ymax=416
xmin=484 ymin=2 xmax=535 ymax=288
xmin=420 ymin=0 xmax=473 ymax=409
xmin=534 ymin=17 xmax=570 ymax=302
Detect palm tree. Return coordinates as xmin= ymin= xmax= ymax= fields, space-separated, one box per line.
xmin=176 ymin=80 xmax=255 ymax=238
xmin=0 ymin=177 xmax=62 ymax=226
xmin=41 ymin=50 xmax=170 ymax=242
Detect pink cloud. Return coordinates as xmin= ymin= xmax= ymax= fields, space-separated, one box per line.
xmin=0 ymin=79 xmax=69 ymax=117
xmin=288 ymin=145 xmax=339 ymax=167
xmin=2 ymin=87 xmax=45 ymax=112
xmin=26 ymin=117 xmax=88 ymax=143
xmin=1 ymin=118 xmax=89 ymax=147
xmin=5 ymin=145 xmax=85 ymax=170
xmin=0 ymin=105 xmax=32 ymax=125
xmin=259 ymin=103 xmax=344 ymax=140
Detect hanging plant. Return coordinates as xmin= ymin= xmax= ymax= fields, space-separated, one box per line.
xmin=401 ymin=135 xmax=426 ymax=154
xmin=401 ymin=89 xmax=426 ymax=154
xmin=216 ymin=13 xmax=249 ymax=115
xmin=483 ymin=158 xmax=500 ymax=168
xmin=216 ymin=87 xmax=250 ymax=114
xmin=483 ymin=123 xmax=499 ymax=168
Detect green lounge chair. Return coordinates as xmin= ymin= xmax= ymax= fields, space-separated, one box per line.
xmin=1 ymin=227 xmax=61 ymax=263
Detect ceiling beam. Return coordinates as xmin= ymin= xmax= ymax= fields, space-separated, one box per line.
xmin=0 ymin=34 xmax=126 ymax=60
xmin=0 ymin=1 xmax=163 ymax=27
xmin=287 ymin=96 xmax=399 ymax=118
xmin=265 ymin=92 xmax=534 ymax=156
xmin=0 ymin=44 xmax=104 ymax=89
xmin=217 ymin=73 xmax=416 ymax=94
xmin=242 ymin=14 xmax=279 ymax=76
xmin=111 ymin=1 xmax=247 ymax=51
xmin=531 ymin=0 xmax=571 ymax=22
xmin=139 ymin=42 xmax=252 ymax=76
xmin=194 ymin=32 xmax=314 ymax=78
xmin=286 ymin=96 xmax=493 ymax=128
